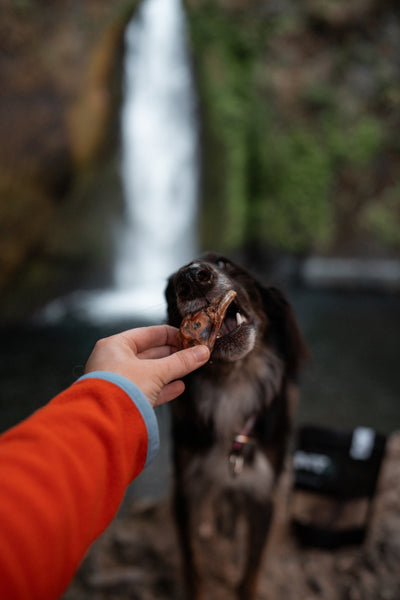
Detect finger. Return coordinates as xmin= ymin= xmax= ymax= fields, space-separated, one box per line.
xmin=157 ymin=344 xmax=210 ymax=384
xmin=120 ymin=325 xmax=180 ymax=354
xmin=137 ymin=345 xmax=177 ymax=360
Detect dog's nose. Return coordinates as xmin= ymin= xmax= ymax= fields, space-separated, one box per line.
xmin=176 ymin=263 xmax=214 ymax=299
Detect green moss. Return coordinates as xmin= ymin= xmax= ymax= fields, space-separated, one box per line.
xmin=322 ymin=113 xmax=384 ymax=168
xmin=253 ymin=128 xmax=334 ymax=251
xmin=186 ymin=4 xmax=335 ymax=253
xmin=185 ymin=2 xmax=392 ymax=256
xmin=362 ymin=184 xmax=400 ymax=248
xmin=348 ymin=118 xmax=384 ymax=167
xmin=186 ymin=3 xmax=263 ymax=249
xmin=302 ymin=82 xmax=338 ymax=112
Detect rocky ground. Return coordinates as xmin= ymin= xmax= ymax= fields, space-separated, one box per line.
xmin=64 ymin=432 xmax=400 ymax=600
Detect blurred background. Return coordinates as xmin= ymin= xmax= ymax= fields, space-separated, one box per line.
xmin=1 ymin=1 xmax=400 ymax=598
xmin=1 ymin=0 xmax=399 ymax=483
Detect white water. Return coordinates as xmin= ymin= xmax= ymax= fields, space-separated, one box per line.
xmin=42 ymin=0 xmax=198 ymax=323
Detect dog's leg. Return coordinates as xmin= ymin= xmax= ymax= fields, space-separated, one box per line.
xmin=174 ymin=482 xmax=204 ymax=600
xmin=236 ymin=498 xmax=273 ymax=600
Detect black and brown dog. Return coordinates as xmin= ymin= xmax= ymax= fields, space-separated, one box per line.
xmin=165 ymin=252 xmax=308 ymax=600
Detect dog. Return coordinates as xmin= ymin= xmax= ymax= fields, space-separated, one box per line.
xmin=165 ymin=252 xmax=308 ymax=600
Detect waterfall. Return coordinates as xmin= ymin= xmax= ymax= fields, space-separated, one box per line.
xmin=41 ymin=0 xmax=198 ymax=324
xmin=86 ymin=0 xmax=198 ymax=321
xmin=113 ymin=0 xmax=198 ymax=316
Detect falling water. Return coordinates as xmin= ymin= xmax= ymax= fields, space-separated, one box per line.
xmin=87 ymin=0 xmax=198 ymax=321
xmin=118 ymin=0 xmax=198 ymax=290
xmin=42 ymin=0 xmax=198 ymax=323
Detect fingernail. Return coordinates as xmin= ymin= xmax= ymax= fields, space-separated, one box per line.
xmin=192 ymin=345 xmax=210 ymax=362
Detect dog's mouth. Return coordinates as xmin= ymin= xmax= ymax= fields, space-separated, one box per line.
xmin=177 ymin=288 xmax=257 ymax=361
xmin=212 ymin=296 xmax=256 ymax=361
xmin=216 ymin=299 xmax=249 ymax=340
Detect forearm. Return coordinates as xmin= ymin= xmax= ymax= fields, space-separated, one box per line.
xmin=0 ymin=374 xmax=159 ymax=600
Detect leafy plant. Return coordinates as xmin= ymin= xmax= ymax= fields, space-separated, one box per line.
xmin=362 ymin=184 xmax=400 ymax=248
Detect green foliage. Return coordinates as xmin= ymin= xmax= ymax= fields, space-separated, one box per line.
xmin=348 ymin=118 xmax=384 ymax=167
xmin=302 ymin=82 xmax=337 ymax=112
xmin=187 ymin=4 xmax=336 ymax=253
xmin=186 ymin=3 xmax=388 ymax=255
xmin=323 ymin=114 xmax=384 ymax=168
xmin=362 ymin=184 xmax=400 ymax=248
xmin=257 ymin=129 xmax=334 ymax=251
xmin=186 ymin=3 xmax=264 ymax=248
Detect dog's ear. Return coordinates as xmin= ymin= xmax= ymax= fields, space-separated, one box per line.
xmin=258 ymin=285 xmax=309 ymax=379
xmin=165 ymin=276 xmax=181 ymax=327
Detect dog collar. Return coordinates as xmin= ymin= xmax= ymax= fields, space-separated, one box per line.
xmin=228 ymin=414 xmax=257 ymax=477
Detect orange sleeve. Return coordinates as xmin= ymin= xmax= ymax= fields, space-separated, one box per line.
xmin=0 ymin=375 xmax=158 ymax=600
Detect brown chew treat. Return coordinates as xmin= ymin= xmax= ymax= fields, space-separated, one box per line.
xmin=178 ymin=290 xmax=237 ymax=351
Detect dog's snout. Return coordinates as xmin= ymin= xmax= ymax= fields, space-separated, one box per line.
xmin=176 ymin=263 xmax=214 ymax=299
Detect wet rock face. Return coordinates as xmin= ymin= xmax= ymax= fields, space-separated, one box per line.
xmin=0 ymin=1 xmax=128 ymax=177
xmin=0 ymin=1 xmax=132 ymax=318
xmin=64 ymin=433 xmax=400 ymax=600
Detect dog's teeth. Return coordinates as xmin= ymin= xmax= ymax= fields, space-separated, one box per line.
xmin=236 ymin=312 xmax=245 ymax=326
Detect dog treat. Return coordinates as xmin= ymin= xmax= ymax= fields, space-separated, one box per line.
xmin=178 ymin=290 xmax=237 ymax=351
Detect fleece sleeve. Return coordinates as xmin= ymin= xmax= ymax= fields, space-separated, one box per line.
xmin=0 ymin=373 xmax=160 ymax=600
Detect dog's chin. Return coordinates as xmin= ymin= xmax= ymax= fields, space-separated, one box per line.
xmin=211 ymin=323 xmax=257 ymax=362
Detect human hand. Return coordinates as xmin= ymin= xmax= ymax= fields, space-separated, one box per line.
xmin=84 ymin=325 xmax=210 ymax=407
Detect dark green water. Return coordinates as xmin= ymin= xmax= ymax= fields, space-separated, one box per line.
xmin=1 ymin=290 xmax=399 ymax=499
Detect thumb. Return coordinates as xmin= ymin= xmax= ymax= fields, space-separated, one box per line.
xmin=158 ymin=344 xmax=210 ymax=385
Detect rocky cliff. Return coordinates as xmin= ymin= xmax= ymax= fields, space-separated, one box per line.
xmin=0 ymin=0 xmax=138 ymax=320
